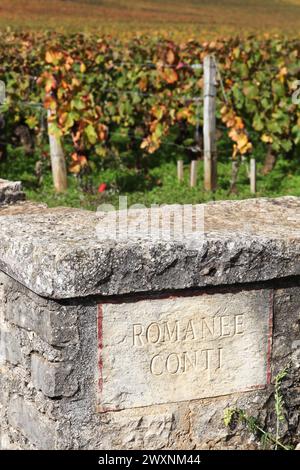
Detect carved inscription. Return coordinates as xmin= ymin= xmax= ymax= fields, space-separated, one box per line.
xmin=98 ymin=290 xmax=271 ymax=411
xmin=132 ymin=315 xmax=245 ymax=376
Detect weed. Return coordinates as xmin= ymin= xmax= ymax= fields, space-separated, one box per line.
xmin=223 ymin=368 xmax=292 ymax=450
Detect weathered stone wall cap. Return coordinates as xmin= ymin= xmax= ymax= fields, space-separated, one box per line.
xmin=0 ymin=200 xmax=47 ymax=216
xmin=0 ymin=197 xmax=299 ymax=299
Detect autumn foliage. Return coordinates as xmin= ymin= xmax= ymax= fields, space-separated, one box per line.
xmin=0 ymin=31 xmax=299 ymax=174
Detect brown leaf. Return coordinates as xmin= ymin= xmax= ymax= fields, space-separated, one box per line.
xmin=161 ymin=68 xmax=178 ymax=84
xmin=166 ymin=49 xmax=176 ymax=65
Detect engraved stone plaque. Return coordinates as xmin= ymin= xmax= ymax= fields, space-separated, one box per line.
xmin=97 ymin=290 xmax=272 ymax=412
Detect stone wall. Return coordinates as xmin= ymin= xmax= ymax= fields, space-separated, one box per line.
xmin=0 ymin=273 xmax=299 ymax=449
xmin=0 ymin=197 xmax=299 ymax=449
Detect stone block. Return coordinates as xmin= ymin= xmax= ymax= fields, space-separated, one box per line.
xmin=98 ymin=289 xmax=271 ymax=411
xmin=0 ymin=327 xmax=22 ymax=366
xmin=7 ymin=395 xmax=57 ymax=449
xmin=4 ymin=289 xmax=78 ymax=346
xmin=31 ymin=353 xmax=78 ymax=398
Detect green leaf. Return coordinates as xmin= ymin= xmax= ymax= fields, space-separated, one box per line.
xmin=272 ymin=81 xmax=285 ymax=99
xmin=280 ymin=140 xmax=292 ymax=152
xmin=253 ymin=114 xmax=264 ymax=132
xmin=71 ymin=98 xmax=86 ymax=111
xmin=25 ymin=115 xmax=38 ymax=129
xmin=48 ymin=122 xmax=62 ymax=138
xmin=85 ymin=124 xmax=97 ymax=145
xmin=243 ymin=83 xmax=259 ymax=100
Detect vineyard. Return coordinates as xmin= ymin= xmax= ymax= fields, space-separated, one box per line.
xmin=1 ymin=31 xmax=300 ymax=207
xmin=2 ymin=1 xmax=300 ymax=38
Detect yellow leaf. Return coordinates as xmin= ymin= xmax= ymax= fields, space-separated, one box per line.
xmin=278 ymin=66 xmax=288 ymax=83
xmin=235 ymin=117 xmax=244 ymax=130
xmin=236 ymin=134 xmax=248 ymax=150
xmin=45 ymin=51 xmax=54 ymax=63
xmin=45 ymin=75 xmax=57 ymax=93
xmin=228 ymin=128 xmax=239 ymax=141
xmin=261 ymin=134 xmax=273 ymax=143
xmin=240 ymin=141 xmax=253 ymax=154
xmin=232 ymin=144 xmax=238 ymax=159
xmin=71 ymin=78 xmax=80 ymax=87
xmin=176 ymin=108 xmax=192 ymax=120
xmin=58 ymin=112 xmax=68 ymax=126
xmin=140 ymin=139 xmax=149 ymax=149
xmin=45 ymin=50 xmax=63 ymax=65
xmin=233 ymin=47 xmax=240 ymax=59
xmin=69 ymin=163 xmax=81 ymax=174
xmin=80 ymin=62 xmax=86 ymax=73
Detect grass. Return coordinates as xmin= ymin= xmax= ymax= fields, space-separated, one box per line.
xmin=224 ymin=368 xmax=291 ymax=450
xmin=1 ymin=0 xmax=300 ymax=38
xmin=1 ymin=145 xmax=300 ymax=212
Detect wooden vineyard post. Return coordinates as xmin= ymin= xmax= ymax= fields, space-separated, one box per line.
xmin=203 ymin=55 xmax=217 ymax=191
xmin=250 ymin=157 xmax=256 ymax=194
xmin=47 ymin=109 xmax=67 ymax=193
xmin=177 ymin=160 xmax=184 ymax=182
xmin=190 ymin=160 xmax=198 ymax=187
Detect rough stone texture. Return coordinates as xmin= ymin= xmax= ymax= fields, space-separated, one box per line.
xmin=99 ymin=290 xmax=271 ymax=411
xmin=0 ymin=197 xmax=299 ymax=298
xmin=0 ymin=201 xmax=47 ymax=216
xmin=0 ymin=179 xmax=25 ymax=205
xmin=4 ymin=287 xmax=78 ymax=346
xmin=0 ymin=327 xmax=22 ymax=366
xmin=0 ymin=272 xmax=299 ymax=450
xmin=31 ymin=353 xmax=78 ymax=398
xmin=0 ymin=197 xmax=299 ymax=450
xmin=7 ymin=395 xmax=57 ymax=449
